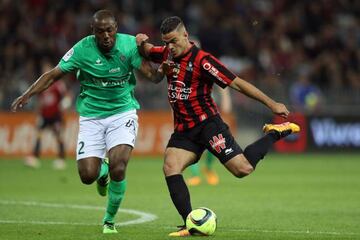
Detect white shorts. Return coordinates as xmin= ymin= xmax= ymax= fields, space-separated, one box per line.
xmin=76 ymin=110 xmax=138 ymax=160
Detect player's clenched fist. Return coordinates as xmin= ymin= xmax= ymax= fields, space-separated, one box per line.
xmin=136 ymin=33 xmax=149 ymax=46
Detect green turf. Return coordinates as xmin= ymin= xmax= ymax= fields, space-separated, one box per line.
xmin=0 ymin=153 xmax=359 ymax=240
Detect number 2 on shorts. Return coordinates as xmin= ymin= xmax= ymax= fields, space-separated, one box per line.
xmin=78 ymin=141 xmax=85 ymax=155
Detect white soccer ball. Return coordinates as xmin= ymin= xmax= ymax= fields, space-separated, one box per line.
xmin=186 ymin=207 xmax=217 ymax=236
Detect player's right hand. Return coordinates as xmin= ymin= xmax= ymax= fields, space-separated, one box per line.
xmin=11 ymin=95 xmax=29 ymax=112
xmin=136 ymin=33 xmax=149 ymax=46
xmin=270 ymin=102 xmax=290 ymax=119
xmin=160 ymin=60 xmax=174 ymax=75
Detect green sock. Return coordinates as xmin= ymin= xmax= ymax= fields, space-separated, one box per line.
xmin=189 ymin=163 xmax=201 ymax=177
xmin=97 ymin=160 xmax=109 ymax=180
xmin=103 ymin=180 xmax=127 ymax=224
xmin=205 ymin=151 xmax=215 ymax=170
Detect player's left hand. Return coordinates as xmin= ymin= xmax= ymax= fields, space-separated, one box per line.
xmin=11 ymin=95 xmax=30 ymax=112
xmin=136 ymin=33 xmax=149 ymax=46
xmin=270 ymin=102 xmax=289 ymax=119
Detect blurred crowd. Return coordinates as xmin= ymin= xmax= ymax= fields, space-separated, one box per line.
xmin=0 ymin=0 xmax=359 ymax=114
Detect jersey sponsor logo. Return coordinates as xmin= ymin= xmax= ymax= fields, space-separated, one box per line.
xmin=62 ymin=48 xmax=74 ymax=62
xmin=168 ymin=81 xmax=192 ymax=103
xmin=109 ymin=67 xmax=121 ymax=73
xmin=89 ymin=74 xmax=130 ymax=87
xmin=209 ymin=134 xmax=226 ymax=153
xmin=203 ymin=62 xmax=227 ymax=85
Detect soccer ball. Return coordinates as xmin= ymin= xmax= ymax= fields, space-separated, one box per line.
xmin=186 ymin=207 xmax=217 ymax=236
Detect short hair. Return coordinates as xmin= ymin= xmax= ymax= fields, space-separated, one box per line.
xmin=160 ymin=16 xmax=184 ymax=34
xmin=92 ymin=9 xmax=116 ymax=23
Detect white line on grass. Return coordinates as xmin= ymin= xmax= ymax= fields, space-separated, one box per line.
xmin=226 ymin=228 xmax=359 ymax=236
xmin=163 ymin=226 xmax=359 ymax=236
xmin=0 ymin=200 xmax=157 ymax=226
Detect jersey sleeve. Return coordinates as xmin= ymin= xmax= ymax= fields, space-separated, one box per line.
xmin=129 ymin=36 xmax=142 ymax=70
xmin=58 ymin=43 xmax=82 ymax=73
xmin=148 ymin=46 xmax=167 ymax=64
xmin=200 ymin=55 xmax=237 ymax=88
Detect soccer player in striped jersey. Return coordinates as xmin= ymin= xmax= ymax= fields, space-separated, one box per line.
xmin=136 ymin=16 xmax=300 ymax=237
xmin=11 ymin=10 xmax=163 ymax=234
xmin=186 ymin=86 xmax=232 ymax=186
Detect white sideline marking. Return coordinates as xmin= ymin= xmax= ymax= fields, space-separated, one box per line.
xmin=0 ymin=200 xmax=157 ymax=226
xmin=226 ymin=228 xmax=360 ymax=236
xmin=163 ymin=226 xmax=359 ymax=236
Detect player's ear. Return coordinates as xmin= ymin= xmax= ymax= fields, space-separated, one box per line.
xmin=184 ymin=30 xmax=188 ymax=38
xmin=91 ymin=24 xmax=95 ymax=34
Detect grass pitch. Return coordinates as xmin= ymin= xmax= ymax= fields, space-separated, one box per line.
xmin=0 ymin=153 xmax=359 ymax=240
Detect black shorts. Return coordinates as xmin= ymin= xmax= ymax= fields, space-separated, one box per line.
xmin=38 ymin=114 xmax=63 ymax=130
xmin=166 ymin=114 xmax=243 ymax=164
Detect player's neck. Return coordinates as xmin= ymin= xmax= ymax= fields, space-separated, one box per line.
xmin=184 ymin=41 xmax=192 ymax=52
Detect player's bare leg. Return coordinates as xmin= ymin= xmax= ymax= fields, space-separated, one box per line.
xmin=77 ymin=157 xmax=103 ymax=184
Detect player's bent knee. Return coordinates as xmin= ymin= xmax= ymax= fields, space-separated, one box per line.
xmin=163 ymin=162 xmax=173 ymax=175
xmin=225 ymin=159 xmax=254 ymax=178
xmin=77 ymin=157 xmax=101 ymax=184
xmin=110 ymin=162 xmax=127 ymax=175
xmin=163 ymin=161 xmax=181 ymax=176
xmin=225 ymin=156 xmax=255 ymax=178
xmin=79 ymin=172 xmax=97 ymax=185
xmin=232 ymin=164 xmax=254 ymax=178
xmin=109 ymin=160 xmax=128 ymax=181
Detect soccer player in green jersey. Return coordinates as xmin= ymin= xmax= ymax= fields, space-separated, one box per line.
xmin=11 ymin=10 xmax=163 ymax=234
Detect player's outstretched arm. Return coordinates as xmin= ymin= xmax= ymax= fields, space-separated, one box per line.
xmin=229 ymin=77 xmax=289 ymax=119
xmin=218 ymin=87 xmax=232 ymax=114
xmin=11 ymin=66 xmax=65 ymax=112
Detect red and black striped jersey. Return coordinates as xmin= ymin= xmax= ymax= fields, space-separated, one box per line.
xmin=149 ymin=44 xmax=236 ymax=131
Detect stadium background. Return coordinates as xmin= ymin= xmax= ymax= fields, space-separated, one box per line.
xmin=0 ymin=0 xmax=359 ymax=157
xmin=0 ymin=1 xmax=359 ymax=240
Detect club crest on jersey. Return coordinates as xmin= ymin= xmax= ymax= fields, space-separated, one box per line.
xmin=209 ymin=134 xmax=226 ymax=153
xmin=186 ymin=61 xmax=193 ymax=72
xmin=120 ymin=54 xmax=126 ymax=62
xmin=172 ymin=63 xmax=181 ymax=78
